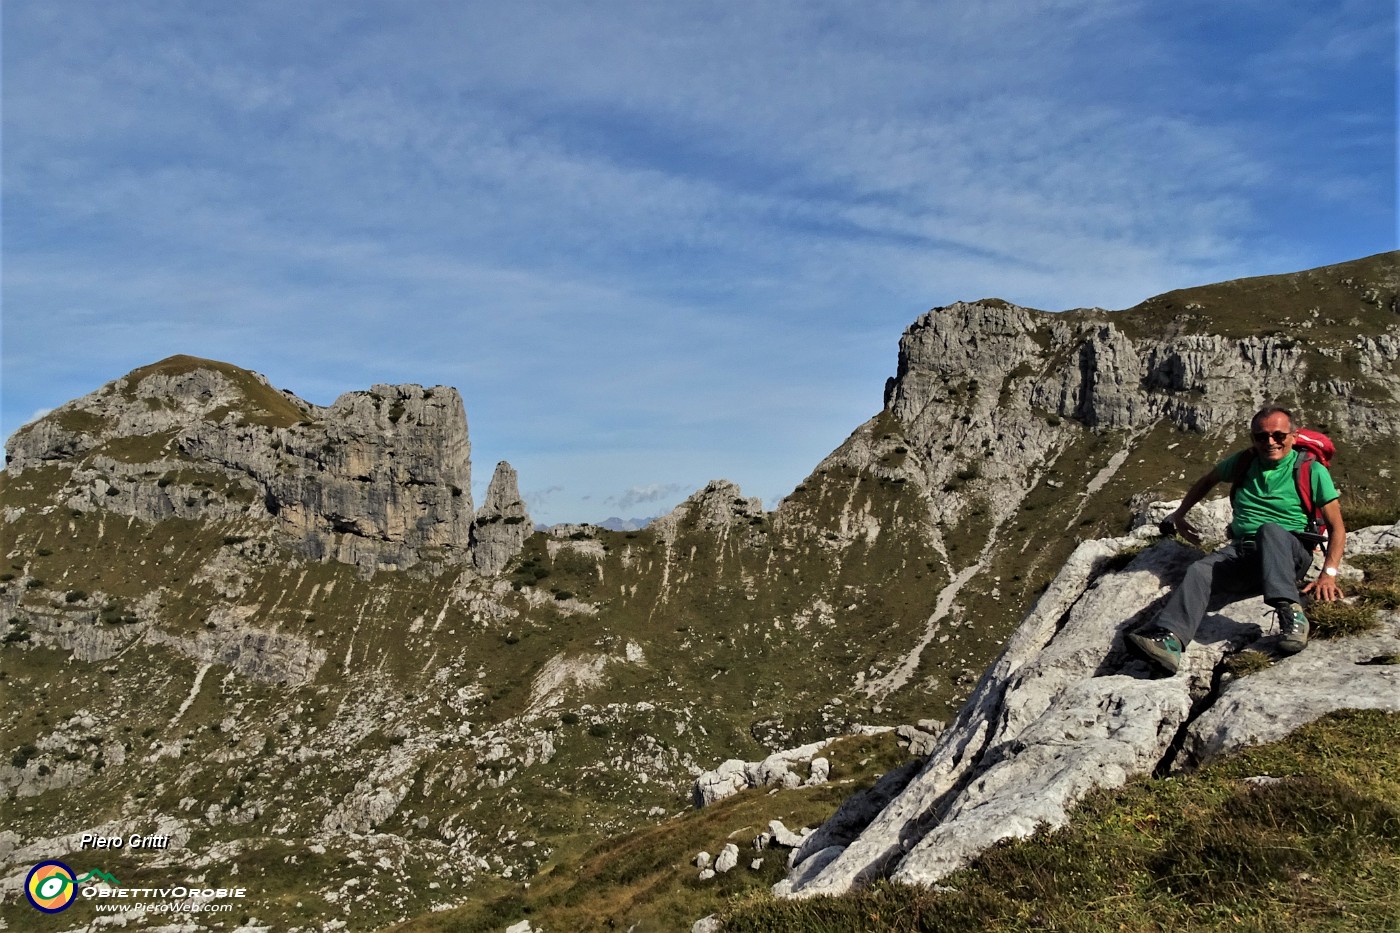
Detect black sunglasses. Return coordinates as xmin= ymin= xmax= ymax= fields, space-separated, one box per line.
xmin=1251 ymin=430 xmax=1293 ymax=444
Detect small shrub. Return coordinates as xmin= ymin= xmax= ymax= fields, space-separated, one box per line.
xmin=64 ymin=590 xmax=88 ymax=603
xmin=560 ymin=712 xmax=581 ymax=726
xmin=1223 ymin=650 xmax=1273 ymax=678
xmin=588 ymin=724 xmax=611 ymax=738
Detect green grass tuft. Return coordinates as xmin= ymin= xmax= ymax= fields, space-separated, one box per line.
xmin=1222 ymin=649 xmax=1273 ymax=678
xmin=1308 ymin=600 xmax=1381 ymax=639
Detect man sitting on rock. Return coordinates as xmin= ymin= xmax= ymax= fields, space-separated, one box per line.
xmin=1126 ymin=407 xmax=1346 ymax=675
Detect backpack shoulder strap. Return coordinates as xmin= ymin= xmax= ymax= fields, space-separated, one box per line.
xmin=1293 ymin=450 xmax=1318 ymax=521
xmin=1227 ymin=449 xmax=1256 ymax=504
xmin=1292 ymin=451 xmax=1330 ymax=546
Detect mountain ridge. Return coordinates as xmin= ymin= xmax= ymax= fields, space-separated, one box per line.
xmin=1 ymin=250 xmax=1397 ymax=932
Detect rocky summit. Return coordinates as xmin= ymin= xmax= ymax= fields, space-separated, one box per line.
xmin=4 ymin=356 xmax=487 ymax=573
xmin=1 ymin=251 xmax=1397 ymax=932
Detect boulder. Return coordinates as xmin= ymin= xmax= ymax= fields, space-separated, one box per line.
xmin=693 ymin=740 xmax=833 ymax=806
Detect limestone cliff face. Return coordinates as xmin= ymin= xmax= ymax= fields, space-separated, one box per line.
xmin=186 ymin=382 xmax=476 ymax=570
xmin=3 ymin=356 xmax=526 ymax=574
xmin=881 ymin=294 xmax=1399 ymax=532
xmin=887 ymin=301 xmax=1400 ymax=437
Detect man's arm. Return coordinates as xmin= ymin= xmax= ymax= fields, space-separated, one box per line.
xmin=1301 ymin=499 xmax=1346 ymax=602
xmin=1164 ymin=469 xmax=1221 ymax=546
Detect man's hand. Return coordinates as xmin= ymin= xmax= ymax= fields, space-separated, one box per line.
xmin=1161 ymin=471 xmax=1221 ymax=548
xmin=1162 ymin=512 xmax=1202 ymax=547
xmin=1302 ymin=573 xmax=1343 ymax=602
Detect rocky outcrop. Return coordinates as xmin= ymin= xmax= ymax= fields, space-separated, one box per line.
xmin=181 ymin=381 xmax=475 ymax=571
xmin=878 ymin=299 xmax=1400 ymax=533
xmin=692 ymin=739 xmax=835 ymax=806
xmin=7 ymin=601 xmax=326 ymax=686
xmin=471 ymin=461 xmax=532 ymax=575
xmin=779 ymin=519 xmax=1400 ymax=897
xmin=651 ymin=480 xmax=765 ymax=546
xmin=887 ymin=299 xmax=1400 ymax=442
xmin=3 ymin=356 xmax=497 ymax=573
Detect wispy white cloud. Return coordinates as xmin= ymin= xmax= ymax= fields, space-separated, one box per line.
xmin=4 ymin=0 xmax=1392 ymax=523
xmin=609 ymin=483 xmax=688 ymax=513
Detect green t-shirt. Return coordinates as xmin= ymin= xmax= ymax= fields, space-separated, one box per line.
xmin=1215 ymin=449 xmax=1339 ymax=538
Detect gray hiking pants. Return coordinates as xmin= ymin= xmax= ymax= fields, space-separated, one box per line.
xmin=1156 ymin=522 xmax=1314 ymax=647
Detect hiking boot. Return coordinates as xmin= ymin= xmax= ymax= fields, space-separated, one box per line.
xmin=1277 ymin=602 xmax=1309 ymax=654
xmin=1126 ymin=627 xmax=1184 ymax=675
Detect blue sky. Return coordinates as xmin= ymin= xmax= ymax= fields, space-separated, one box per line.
xmin=3 ymin=0 xmax=1395 ymax=525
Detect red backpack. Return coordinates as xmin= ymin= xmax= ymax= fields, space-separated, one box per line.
xmin=1228 ymin=428 xmax=1334 ymax=548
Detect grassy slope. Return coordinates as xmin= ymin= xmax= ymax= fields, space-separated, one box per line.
xmin=386 ymin=732 xmax=911 ymax=933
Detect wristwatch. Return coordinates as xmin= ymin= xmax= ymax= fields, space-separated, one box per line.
xmin=1323 ymin=566 xmax=1338 ymax=577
